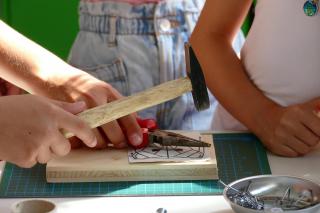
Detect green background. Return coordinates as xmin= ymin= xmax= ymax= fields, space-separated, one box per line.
xmin=0 ymin=0 xmax=79 ymax=60
xmin=0 ymin=0 xmax=254 ymax=60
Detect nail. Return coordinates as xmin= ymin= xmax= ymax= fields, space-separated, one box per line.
xmin=89 ymin=138 xmax=97 ymax=147
xmin=129 ymin=133 xmax=142 ymax=146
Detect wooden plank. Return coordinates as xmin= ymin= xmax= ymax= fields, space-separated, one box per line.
xmin=46 ymin=132 xmax=218 ymax=183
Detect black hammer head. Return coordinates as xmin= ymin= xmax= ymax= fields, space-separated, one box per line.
xmin=185 ymin=43 xmax=210 ymax=111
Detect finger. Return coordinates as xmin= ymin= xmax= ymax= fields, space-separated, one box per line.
xmin=69 ymin=125 xmax=109 ymax=150
xmin=284 ymin=136 xmax=311 ymax=156
xmin=36 ymin=147 xmax=52 ymax=164
xmin=108 ymin=86 xmax=123 ymax=100
xmin=12 ymin=153 xmax=37 ymax=168
xmin=55 ymin=108 xmax=97 ymax=148
xmin=92 ymin=128 xmax=108 ymax=149
xmin=100 ymin=121 xmax=127 ymax=148
xmin=50 ymin=133 xmax=72 ymax=156
xmin=268 ymin=144 xmax=299 ymax=157
xmin=71 ymin=128 xmax=108 ymax=150
xmin=301 ymin=111 xmax=320 ymax=145
xmin=75 ymin=94 xmax=110 ymax=148
xmin=290 ymin=122 xmax=319 ymax=147
xmin=119 ymin=114 xmax=142 ymax=147
xmin=51 ymin=100 xmax=88 ymax=115
xmin=16 ymin=159 xmax=37 ymax=168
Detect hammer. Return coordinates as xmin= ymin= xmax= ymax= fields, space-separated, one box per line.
xmin=63 ymin=43 xmax=210 ymax=138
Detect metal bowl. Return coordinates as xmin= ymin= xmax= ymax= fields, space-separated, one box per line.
xmin=223 ymin=175 xmax=320 ymax=213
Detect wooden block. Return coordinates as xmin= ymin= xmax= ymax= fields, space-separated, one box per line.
xmin=46 ymin=132 xmax=218 ymax=183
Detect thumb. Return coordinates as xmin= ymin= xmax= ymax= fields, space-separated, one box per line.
xmin=51 ymin=100 xmax=88 ymax=114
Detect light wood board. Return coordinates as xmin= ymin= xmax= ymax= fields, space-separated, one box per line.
xmin=46 ymin=132 xmax=218 ymax=183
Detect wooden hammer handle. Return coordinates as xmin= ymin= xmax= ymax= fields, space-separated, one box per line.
xmin=63 ymin=77 xmax=192 ymax=138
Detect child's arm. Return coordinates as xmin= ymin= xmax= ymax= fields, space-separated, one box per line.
xmin=0 ymin=20 xmax=142 ymax=148
xmin=190 ymin=0 xmax=320 ymax=157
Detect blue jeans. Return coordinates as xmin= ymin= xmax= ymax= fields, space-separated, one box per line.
xmin=69 ymin=0 xmax=245 ymax=130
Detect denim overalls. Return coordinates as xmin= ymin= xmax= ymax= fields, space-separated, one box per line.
xmin=68 ymin=0 xmax=245 ymax=130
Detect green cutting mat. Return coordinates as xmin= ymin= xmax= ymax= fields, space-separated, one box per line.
xmin=0 ymin=133 xmax=271 ymax=197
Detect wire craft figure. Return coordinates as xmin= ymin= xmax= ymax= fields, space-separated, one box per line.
xmin=128 ymin=137 xmax=210 ymax=163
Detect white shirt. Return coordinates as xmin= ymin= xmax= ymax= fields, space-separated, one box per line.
xmin=212 ymin=0 xmax=320 ymax=131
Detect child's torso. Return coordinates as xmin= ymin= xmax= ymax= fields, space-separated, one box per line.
xmin=213 ymin=0 xmax=320 ymax=131
xmin=242 ymin=0 xmax=320 ymax=106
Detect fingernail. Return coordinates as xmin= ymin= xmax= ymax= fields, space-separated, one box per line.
xmin=129 ymin=133 xmax=142 ymax=146
xmin=90 ymin=138 xmax=97 ymax=147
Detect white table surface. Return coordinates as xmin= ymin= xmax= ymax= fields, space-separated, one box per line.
xmin=0 ymin=148 xmax=319 ymax=213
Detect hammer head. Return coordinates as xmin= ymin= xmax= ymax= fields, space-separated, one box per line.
xmin=185 ymin=43 xmax=210 ymax=111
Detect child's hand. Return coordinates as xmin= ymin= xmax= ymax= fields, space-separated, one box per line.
xmin=260 ymin=99 xmax=320 ymax=157
xmin=0 ymin=95 xmax=96 ymax=168
xmin=34 ymin=65 xmax=142 ymax=150
xmin=0 ymin=20 xmax=142 ymax=150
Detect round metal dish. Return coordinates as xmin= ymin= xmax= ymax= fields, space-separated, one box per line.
xmin=223 ymin=175 xmax=320 ymax=213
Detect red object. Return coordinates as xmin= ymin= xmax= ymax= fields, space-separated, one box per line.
xmin=133 ymin=118 xmax=159 ymax=149
xmin=136 ymin=117 xmax=158 ymax=130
